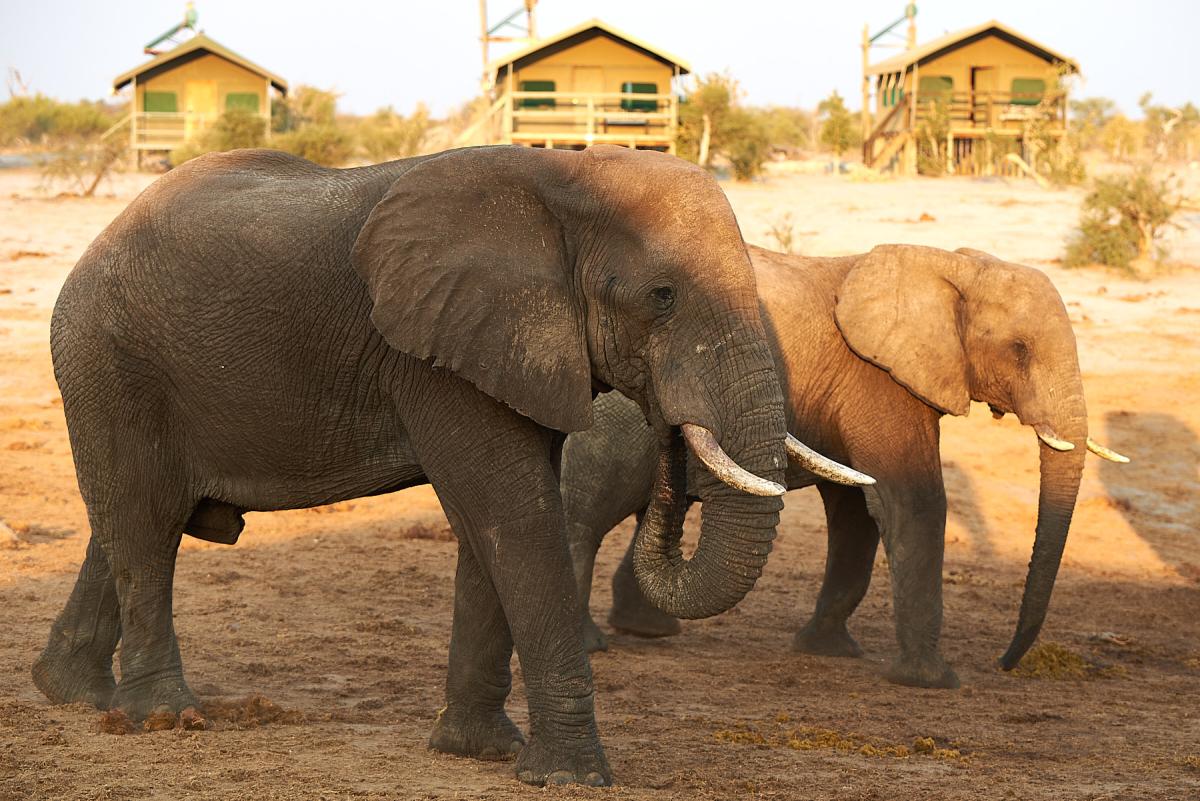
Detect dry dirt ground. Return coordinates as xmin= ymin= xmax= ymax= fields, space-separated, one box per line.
xmin=1 ymin=165 xmax=1198 ymax=800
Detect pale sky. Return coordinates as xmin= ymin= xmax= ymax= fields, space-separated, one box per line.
xmin=2 ymin=1 xmax=1196 ymax=116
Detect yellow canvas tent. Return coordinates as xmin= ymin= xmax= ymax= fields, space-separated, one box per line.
xmin=862 ymin=20 xmax=1078 ymax=174
xmin=463 ymin=18 xmax=690 ymax=152
xmin=113 ymin=33 xmax=288 ymax=154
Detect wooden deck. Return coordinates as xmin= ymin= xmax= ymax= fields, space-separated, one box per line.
xmin=129 ymin=111 xmax=271 ymax=151
xmin=459 ymin=90 xmax=679 ymax=151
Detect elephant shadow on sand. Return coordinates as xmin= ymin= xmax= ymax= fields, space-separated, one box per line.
xmin=1099 ymin=410 xmax=1200 ymax=581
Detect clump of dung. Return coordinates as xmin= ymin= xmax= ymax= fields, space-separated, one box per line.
xmin=713 ymin=716 xmax=965 ymax=761
xmin=96 ymin=709 xmax=135 ymax=735
xmin=201 ymin=694 xmax=304 ymax=728
xmin=1011 ymin=642 xmax=1125 ymax=680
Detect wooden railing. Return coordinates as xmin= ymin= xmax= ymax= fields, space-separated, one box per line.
xmin=912 ymin=90 xmax=1067 ymax=130
xmin=460 ymin=91 xmax=679 ymax=148
xmin=131 ymin=112 xmax=270 ymax=150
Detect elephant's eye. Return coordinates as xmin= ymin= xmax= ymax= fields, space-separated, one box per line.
xmin=1012 ymin=340 xmax=1031 ymax=369
xmin=650 ymin=286 xmax=675 ymax=311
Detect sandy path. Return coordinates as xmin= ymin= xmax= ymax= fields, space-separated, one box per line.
xmin=1 ymin=165 xmax=1197 ymax=800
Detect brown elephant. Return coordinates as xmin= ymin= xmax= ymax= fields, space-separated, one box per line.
xmin=562 ymin=244 xmax=1127 ymax=689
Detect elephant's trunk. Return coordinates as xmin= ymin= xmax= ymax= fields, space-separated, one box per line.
xmin=999 ymin=385 xmax=1087 ymax=669
xmin=632 ymin=354 xmax=786 ymax=620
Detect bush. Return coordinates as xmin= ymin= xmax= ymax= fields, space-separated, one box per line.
xmin=915 ymin=99 xmax=950 ymax=175
xmin=357 ymin=104 xmax=431 ymax=162
xmin=752 ymin=106 xmax=811 ymax=157
xmin=1064 ymin=168 xmax=1182 ymax=273
xmin=0 ymin=94 xmax=117 ymax=147
xmin=169 ymin=108 xmax=266 ymax=166
xmin=273 ymin=124 xmax=354 ymax=167
xmin=723 ymin=108 xmax=771 ymax=180
xmin=39 ymin=137 xmax=127 ymax=197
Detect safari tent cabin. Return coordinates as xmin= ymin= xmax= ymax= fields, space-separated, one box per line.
xmin=113 ymin=33 xmax=287 ymax=156
xmin=862 ymin=20 xmax=1077 ymax=175
xmin=465 ymin=19 xmax=690 ymax=152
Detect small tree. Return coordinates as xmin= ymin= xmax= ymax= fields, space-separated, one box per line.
xmin=915 ymin=99 xmax=950 ymax=175
xmin=1064 ymin=168 xmax=1182 ymax=274
xmin=675 ymin=73 xmax=770 ymax=180
xmin=817 ymin=91 xmax=857 ymax=160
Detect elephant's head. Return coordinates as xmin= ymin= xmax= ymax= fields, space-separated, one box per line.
xmin=352 ymin=145 xmax=865 ymax=620
xmin=833 ymin=244 xmax=1127 ymax=668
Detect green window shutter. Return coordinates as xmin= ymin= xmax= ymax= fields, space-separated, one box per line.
xmin=621 ymin=82 xmax=658 ymax=111
xmin=518 ymin=80 xmax=556 ymax=108
xmin=143 ymin=91 xmax=178 ymax=112
xmin=1010 ymin=78 xmax=1046 ymax=106
xmin=225 ymin=92 xmax=260 ymax=112
xmin=917 ymin=76 xmax=954 ymax=100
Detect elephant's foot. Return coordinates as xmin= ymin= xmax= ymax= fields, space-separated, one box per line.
xmin=111 ymin=671 xmax=201 ymax=723
xmin=581 ymin=615 xmax=609 ymax=653
xmin=792 ymin=619 xmax=864 ymax=658
xmin=429 ymin=705 xmax=525 ymax=761
xmin=514 ymin=732 xmax=611 ymax=787
xmin=32 ymin=645 xmax=116 ymax=709
xmin=608 ymin=562 xmax=681 ymax=639
xmin=884 ymin=654 xmax=960 ymax=689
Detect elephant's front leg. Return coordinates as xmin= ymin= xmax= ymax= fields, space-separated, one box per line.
xmin=429 ymin=540 xmax=525 ymax=760
xmin=867 ymin=475 xmax=959 ymax=689
xmin=403 ymin=375 xmax=609 ymax=787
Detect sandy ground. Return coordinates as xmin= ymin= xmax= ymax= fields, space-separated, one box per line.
xmin=1 ymin=164 xmax=1198 ymax=800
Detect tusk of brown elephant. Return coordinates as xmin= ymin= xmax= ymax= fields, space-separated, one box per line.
xmin=681 ymin=423 xmax=786 ymax=497
xmin=784 ymin=434 xmax=876 ymax=486
xmin=1086 ymin=437 xmax=1130 ymax=463
xmin=1035 ymin=426 xmax=1075 ymax=451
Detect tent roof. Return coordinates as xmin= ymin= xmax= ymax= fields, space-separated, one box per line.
xmin=867 ymin=20 xmax=1078 ymax=75
xmin=113 ymin=33 xmax=288 ymax=93
xmin=490 ymin=18 xmax=691 ymax=77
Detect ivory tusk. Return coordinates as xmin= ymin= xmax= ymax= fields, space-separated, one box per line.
xmin=1035 ymin=426 xmax=1075 ymax=451
xmin=784 ymin=434 xmax=876 ymax=486
xmin=681 ymin=424 xmax=786 ymax=497
xmin=1087 ymin=437 xmax=1130 ymax=463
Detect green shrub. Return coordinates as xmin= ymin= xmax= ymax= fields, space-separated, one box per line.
xmin=273 ymin=124 xmax=354 ymax=167
xmin=724 ymin=108 xmax=771 ymax=180
xmin=915 ymin=99 xmax=950 ymax=175
xmin=358 ymin=104 xmax=430 ymax=162
xmin=0 ymin=94 xmax=117 ymax=147
xmin=1064 ymin=168 xmax=1181 ymax=273
xmin=169 ymin=108 xmax=266 ymax=166
xmin=39 ymin=137 xmax=127 ymax=197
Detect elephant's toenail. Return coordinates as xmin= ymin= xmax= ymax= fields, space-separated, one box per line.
xmin=584 ymin=771 xmax=607 ymax=786
xmin=546 ymin=770 xmax=575 ymax=785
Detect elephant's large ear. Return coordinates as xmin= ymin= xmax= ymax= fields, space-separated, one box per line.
xmin=834 ymin=244 xmax=971 ymax=416
xmin=351 ymin=148 xmax=592 ymax=433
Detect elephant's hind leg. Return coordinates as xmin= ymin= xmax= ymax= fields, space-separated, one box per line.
xmin=78 ymin=447 xmax=199 ymax=722
xmin=793 ymin=484 xmax=878 ymax=658
xmin=32 ymin=534 xmax=121 ymax=708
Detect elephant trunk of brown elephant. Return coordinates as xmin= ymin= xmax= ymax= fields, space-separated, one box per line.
xmin=1000 ymin=384 xmax=1088 ymax=669
xmin=631 ymin=349 xmax=787 ymax=620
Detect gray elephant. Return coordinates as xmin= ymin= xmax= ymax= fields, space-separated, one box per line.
xmin=32 ymin=146 xmax=867 ymax=787
xmin=564 ymin=244 xmax=1128 ymax=689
